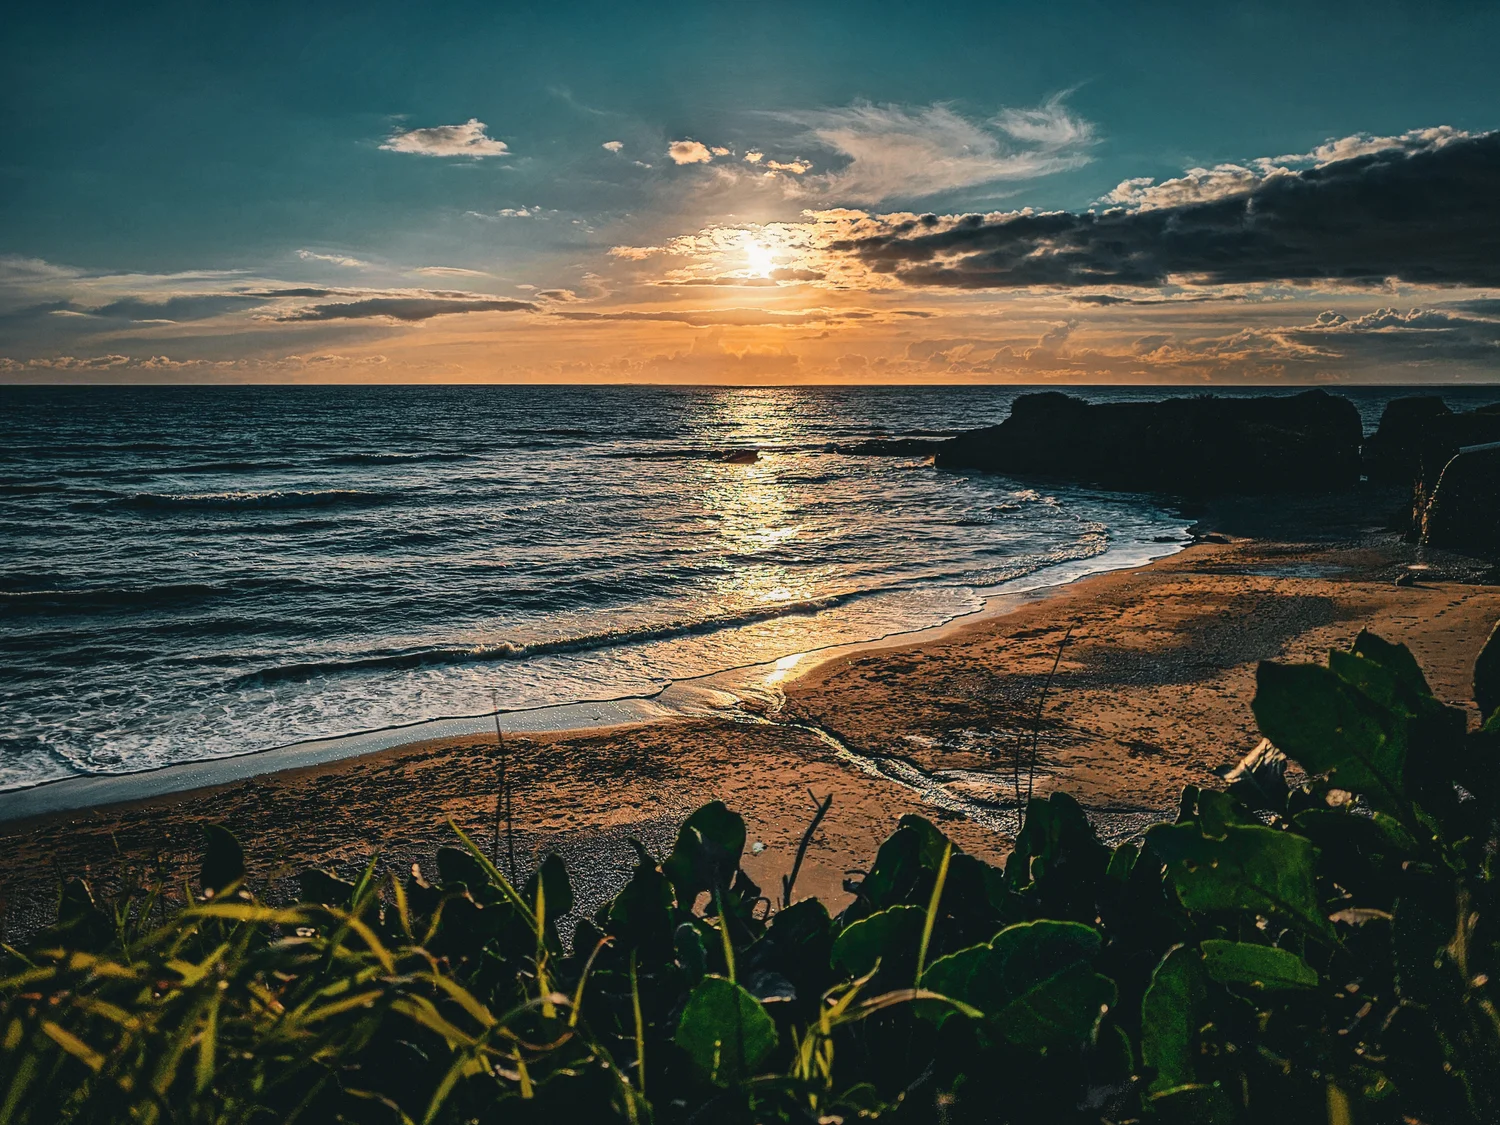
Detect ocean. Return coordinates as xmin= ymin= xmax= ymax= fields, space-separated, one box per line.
xmin=0 ymin=384 xmax=1492 ymax=793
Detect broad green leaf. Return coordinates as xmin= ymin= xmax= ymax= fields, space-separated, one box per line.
xmin=662 ymin=802 xmax=746 ymax=907
xmin=674 ymin=975 xmax=778 ymax=1086
xmin=1350 ymin=630 xmax=1433 ymax=701
xmin=525 ymin=853 xmax=574 ymax=919
xmin=919 ymin=920 xmax=1107 ymax=1047
xmin=831 ymin=904 xmax=924 ymax=978
xmin=1006 ymin=793 xmax=1110 ymax=921
xmin=993 ymin=961 xmax=1116 ymax=1049
xmin=975 ymin=920 xmax=1102 ymax=1013
xmin=1476 ymin=620 xmax=1500 ymax=723
xmin=608 ymin=841 xmax=676 ymax=955
xmin=1200 ymin=940 xmax=1318 ymax=990
xmin=1253 ymin=661 xmax=1407 ymax=813
xmin=1141 ymin=945 xmax=1210 ymax=1095
xmin=1147 ymin=821 xmax=1333 ymax=939
xmin=200 ymin=824 xmax=245 ymax=895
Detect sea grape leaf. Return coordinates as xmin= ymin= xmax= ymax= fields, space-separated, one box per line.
xmin=200 ymin=824 xmax=245 ymax=896
xmin=920 ymin=920 xmax=1107 ymax=1047
xmin=975 ymin=919 xmax=1103 ymax=1012
xmin=52 ymin=878 xmax=113 ymax=950
xmin=1200 ymin=940 xmax=1318 ymax=991
xmin=1141 ymin=944 xmax=1211 ymax=1095
xmin=831 ymin=904 xmax=925 ymax=979
xmin=1476 ymin=620 xmax=1500 ymax=723
xmin=1146 ymin=821 xmax=1333 ymax=939
xmin=662 ymin=801 xmax=745 ymax=908
xmin=920 ymin=943 xmax=989 ymax=1018
xmin=1350 ymin=629 xmax=1433 ymax=701
xmin=436 ymin=845 xmax=495 ymax=896
xmin=993 ymin=961 xmax=1116 ymax=1050
xmin=1005 ymin=792 xmax=1110 ymax=922
xmin=607 ymin=841 xmax=676 ymax=955
xmin=674 ymin=975 xmax=778 ymax=1086
xmin=752 ymin=898 xmax=833 ymax=1000
xmin=524 ymin=853 xmax=574 ymax=919
xmin=298 ymin=868 xmax=356 ymax=907
xmin=674 ymin=922 xmax=708 ymax=985
xmin=1252 ymin=661 xmax=1408 ymax=814
xmin=851 ymin=819 xmax=949 ymax=916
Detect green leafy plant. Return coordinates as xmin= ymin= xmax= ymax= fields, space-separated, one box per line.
xmin=4 ymin=625 xmax=1500 ymax=1123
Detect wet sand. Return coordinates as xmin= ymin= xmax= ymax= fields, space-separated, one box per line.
xmin=3 ymin=489 xmax=1496 ymax=939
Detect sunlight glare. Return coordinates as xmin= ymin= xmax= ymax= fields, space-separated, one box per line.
xmin=745 ymin=239 xmax=775 ymax=277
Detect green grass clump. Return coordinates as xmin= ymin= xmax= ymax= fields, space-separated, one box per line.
xmin=5 ymin=625 xmax=1500 ymax=1123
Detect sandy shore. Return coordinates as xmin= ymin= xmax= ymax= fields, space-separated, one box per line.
xmin=3 ymin=487 xmax=1496 ymax=939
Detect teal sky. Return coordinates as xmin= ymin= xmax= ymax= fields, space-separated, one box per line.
xmin=3 ymin=1 xmax=1498 ymax=383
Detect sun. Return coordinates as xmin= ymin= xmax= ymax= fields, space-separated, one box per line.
xmin=744 ymin=239 xmax=775 ymax=277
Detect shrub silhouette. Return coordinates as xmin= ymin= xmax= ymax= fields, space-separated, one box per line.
xmin=4 ymin=625 xmax=1500 ymax=1123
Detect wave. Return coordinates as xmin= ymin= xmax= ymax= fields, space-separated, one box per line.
xmin=102 ymin=489 xmax=397 ymax=513
xmin=320 ymin=451 xmax=472 ymax=466
xmin=0 ymin=583 xmax=227 ymax=612
xmin=166 ymin=460 xmax=296 ymax=474
xmin=231 ymin=589 xmax=877 ymax=686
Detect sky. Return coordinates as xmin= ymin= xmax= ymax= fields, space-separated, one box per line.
xmin=2 ymin=0 xmax=1499 ymax=385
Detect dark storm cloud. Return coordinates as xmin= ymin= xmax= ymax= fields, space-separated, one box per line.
xmin=830 ymin=132 xmax=1500 ymax=289
xmin=276 ymin=297 xmax=538 ymax=322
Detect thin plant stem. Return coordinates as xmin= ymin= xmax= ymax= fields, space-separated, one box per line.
xmin=782 ymin=790 xmax=834 ymax=909
xmin=1026 ymin=623 xmax=1075 ymax=807
xmin=491 ymin=691 xmax=517 ymax=880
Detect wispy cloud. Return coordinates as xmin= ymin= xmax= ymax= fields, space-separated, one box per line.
xmin=779 ymin=97 xmax=1096 ymax=203
xmin=380 ymin=119 xmax=510 ymax=158
xmin=297 ymin=249 xmax=369 ymax=268
xmin=412 ymin=266 xmax=492 ymax=278
xmin=602 ymin=140 xmax=624 ymax=153
xmin=275 ymin=295 xmax=537 ymax=322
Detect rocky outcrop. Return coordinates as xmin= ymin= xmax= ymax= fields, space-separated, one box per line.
xmin=828 ymin=437 xmax=942 ymax=457
xmin=1364 ymin=396 xmax=1500 ymax=484
xmin=1417 ymin=442 xmax=1500 ymax=557
xmin=933 ymin=390 xmax=1363 ymax=495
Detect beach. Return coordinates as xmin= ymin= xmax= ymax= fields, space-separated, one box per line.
xmin=4 ymin=485 xmax=1496 ymax=939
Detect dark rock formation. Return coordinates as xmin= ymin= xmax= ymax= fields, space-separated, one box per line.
xmin=1364 ymin=396 xmax=1500 ymax=485
xmin=1417 ymin=442 xmax=1500 ymax=557
xmin=828 ymin=438 xmax=942 ymax=457
xmin=933 ymin=390 xmax=1363 ymax=496
xmin=1362 ymin=396 xmax=1456 ymax=484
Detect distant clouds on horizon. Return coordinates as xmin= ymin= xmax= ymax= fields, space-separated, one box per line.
xmin=2 ymin=2 xmax=1498 ymax=384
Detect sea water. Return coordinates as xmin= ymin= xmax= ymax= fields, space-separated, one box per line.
xmin=0 ymin=384 xmax=1489 ymax=791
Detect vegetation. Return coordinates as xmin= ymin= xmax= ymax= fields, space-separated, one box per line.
xmin=4 ymin=626 xmax=1500 ymax=1123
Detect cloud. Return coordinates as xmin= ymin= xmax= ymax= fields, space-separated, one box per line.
xmin=413 ymin=266 xmax=492 ymax=278
xmin=765 ymin=159 xmax=812 ymax=174
xmin=297 ymin=249 xmax=369 ymax=268
xmin=496 ymin=207 xmax=533 ymax=218
xmin=779 ymin=98 xmax=1095 ymax=203
xmin=668 ymin=140 xmax=715 ymax=165
xmin=602 ymin=140 xmax=624 ymax=153
xmin=380 ymin=119 xmax=510 ymax=158
xmin=1286 ymin=305 xmax=1500 ymax=362
xmin=828 ymin=129 xmax=1500 ymax=289
xmin=276 ymin=296 xmax=537 ymax=322
xmin=744 ymin=151 xmax=763 ymax=164
xmin=553 ymin=306 xmax=854 ymax=327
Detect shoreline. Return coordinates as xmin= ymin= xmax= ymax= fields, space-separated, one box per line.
xmin=0 ymin=524 xmax=1188 ymax=824
xmin=3 ymin=486 xmax=1497 ymax=940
